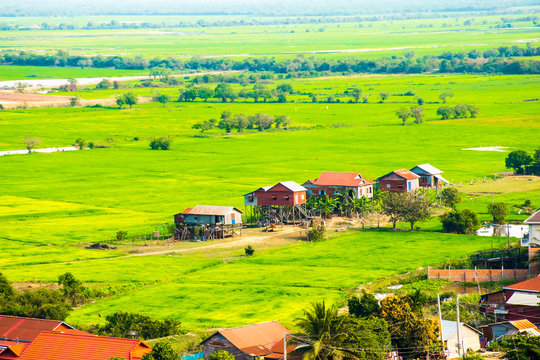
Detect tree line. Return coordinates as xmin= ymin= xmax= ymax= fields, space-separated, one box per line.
xmin=192 ymin=111 xmax=291 ymax=133
xmin=2 ymin=45 xmax=539 ymax=75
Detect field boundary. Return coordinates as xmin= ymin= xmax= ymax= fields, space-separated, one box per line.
xmin=427 ymin=266 xmax=529 ymax=282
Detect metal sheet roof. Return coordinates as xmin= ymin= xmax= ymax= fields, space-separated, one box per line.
xmin=275 ymin=181 xmax=307 ymax=192
xmin=506 ymin=292 xmax=540 ymax=306
xmin=0 ymin=316 xmax=77 ymax=343
xmin=183 ymin=205 xmax=243 ymax=216
xmin=441 ymin=320 xmax=481 ymax=341
xmin=378 ymin=169 xmax=419 ymax=181
xmin=217 ymin=321 xmax=289 ymax=355
xmin=509 ymin=319 xmax=537 ymax=330
xmin=503 ymin=276 xmax=540 ymax=293
xmin=525 ymin=210 xmax=540 ymax=224
xmin=434 ymin=174 xmax=449 ymax=184
xmin=411 ymin=163 xmax=444 ymax=175
xmin=312 ymin=172 xmax=373 ymax=187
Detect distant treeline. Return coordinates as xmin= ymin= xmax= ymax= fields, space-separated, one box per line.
xmin=2 ymin=45 xmax=539 ymax=75
xmin=1 ymin=14 xmax=537 ymax=31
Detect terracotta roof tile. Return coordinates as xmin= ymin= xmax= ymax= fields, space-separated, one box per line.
xmin=0 ymin=316 xmax=77 ymax=343
xmin=312 ymin=172 xmax=373 ymax=187
xmin=17 ymin=331 xmax=151 ymax=360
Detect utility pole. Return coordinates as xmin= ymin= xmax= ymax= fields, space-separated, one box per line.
xmin=437 ymin=294 xmax=445 ymax=356
xmin=283 ymin=332 xmax=287 ymax=360
xmin=456 ymin=295 xmax=461 ymax=357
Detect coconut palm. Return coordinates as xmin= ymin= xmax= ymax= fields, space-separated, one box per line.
xmin=294 ymin=301 xmax=357 ymax=360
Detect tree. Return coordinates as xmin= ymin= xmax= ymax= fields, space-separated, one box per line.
xmin=153 ymin=93 xmax=169 ymax=107
xmin=214 ymin=83 xmax=236 ymax=103
xmin=274 ymin=115 xmax=291 ymax=129
xmin=502 ymin=335 xmax=540 ymax=360
xmin=244 ymin=245 xmax=255 ymax=256
xmin=116 ymin=96 xmax=125 ymax=109
xmin=98 ymin=312 xmax=181 ymax=340
xmin=252 ymin=113 xmax=274 ymax=131
xmin=410 ymin=106 xmax=424 ymax=124
xmin=74 ymin=138 xmax=86 ymax=150
xmin=196 ymin=86 xmax=213 ymax=102
xmin=149 ymin=136 xmax=173 ymax=150
xmin=123 ymin=92 xmax=138 ymax=108
xmin=349 ymin=88 xmax=362 ymax=103
xmin=142 ymin=340 xmax=181 ymax=360
xmin=440 ymin=187 xmax=461 ymax=209
xmin=207 ymin=351 xmax=234 ymax=360
xmin=488 ymin=202 xmax=509 ymax=224
xmin=505 ymin=150 xmax=533 ymax=174
xmin=293 ymin=301 xmax=352 ymax=360
xmin=1 ymin=288 xmax=71 ymax=321
xmin=70 ymin=96 xmax=81 ymax=107
xmin=379 ymin=295 xmax=438 ymax=360
xmin=439 ymin=91 xmax=453 ymax=103
xmin=218 ymin=111 xmax=235 ymax=133
xmin=436 ymin=106 xmax=455 ymax=120
xmin=440 ymin=209 xmax=480 ymax=235
xmin=466 ymin=104 xmax=479 ymax=118
xmin=401 ymin=193 xmax=431 ymax=230
xmin=395 ymin=107 xmax=411 ymax=126
xmin=58 ymin=272 xmax=85 ymax=305
xmin=348 ymin=290 xmax=379 ymax=318
xmin=96 ymin=79 xmax=112 ymax=89
xmin=0 ymin=273 xmax=15 ymax=298
xmin=379 ymin=91 xmax=390 ymax=103
xmin=276 ymin=83 xmax=293 ymax=94
xmin=382 ymin=193 xmax=408 ymax=229
xmin=192 ymin=119 xmax=216 ymax=133
xmin=24 ymin=136 xmax=41 ymax=154
xmin=235 ymin=114 xmax=248 ymax=133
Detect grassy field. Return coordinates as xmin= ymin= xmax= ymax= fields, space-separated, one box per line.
xmin=1 ymin=229 xmax=506 ymax=330
xmin=0 ymin=15 xmax=538 ymax=59
xmin=0 ymin=65 xmax=147 ymax=81
xmin=1 ymin=74 xmax=538 ymax=247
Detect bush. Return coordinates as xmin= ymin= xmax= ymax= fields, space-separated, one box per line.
xmin=149 ymin=136 xmax=173 ymax=150
xmin=440 ymin=209 xmax=480 ymax=235
xmin=208 ymin=351 xmax=234 ymax=360
xmin=97 ymin=312 xmax=182 ymax=340
xmin=307 ymin=223 xmax=325 ymax=241
xmin=244 ymin=245 xmax=255 ymax=256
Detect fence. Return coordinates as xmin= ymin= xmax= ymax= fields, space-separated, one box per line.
xmin=427 ymin=266 xmax=530 ymax=282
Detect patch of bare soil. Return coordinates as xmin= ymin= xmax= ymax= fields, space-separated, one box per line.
xmin=12 ymin=282 xmax=60 ymax=292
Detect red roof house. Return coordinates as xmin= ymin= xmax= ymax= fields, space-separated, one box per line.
xmin=377 ymin=169 xmax=419 ymax=193
xmin=302 ymin=172 xmax=374 ymax=199
xmin=16 ymin=331 xmax=151 ymax=360
xmin=480 ymin=275 xmax=540 ymax=324
xmin=201 ymin=321 xmax=296 ymax=360
xmin=244 ymin=182 xmax=307 ymax=207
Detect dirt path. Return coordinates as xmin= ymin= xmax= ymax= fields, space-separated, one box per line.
xmin=125 ymin=226 xmax=300 ymax=258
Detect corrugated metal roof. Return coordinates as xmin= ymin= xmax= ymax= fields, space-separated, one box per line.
xmin=509 ymin=319 xmax=537 ymax=330
xmin=183 ymin=205 xmax=243 ymax=216
xmin=377 ymin=169 xmax=419 ymax=181
xmin=434 ymin=174 xmax=449 ymax=184
xmin=411 ymin=163 xmax=444 ymax=175
xmin=218 ymin=321 xmax=289 ymax=355
xmin=506 ymin=292 xmax=540 ymax=306
xmin=313 ymin=172 xmax=374 ymax=187
xmin=503 ymin=276 xmax=540 ymax=293
xmin=440 ymin=320 xmax=481 ymax=341
xmin=275 ymin=181 xmax=307 ymax=192
xmin=17 ymin=331 xmax=151 ymax=360
xmin=525 ymin=210 xmax=540 ymax=224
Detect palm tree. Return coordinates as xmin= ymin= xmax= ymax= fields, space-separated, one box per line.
xmin=293 ymin=301 xmax=357 ymax=360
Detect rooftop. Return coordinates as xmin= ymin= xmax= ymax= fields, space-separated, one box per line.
xmin=525 ymin=210 xmax=540 ymax=224
xmin=182 ymin=205 xmax=242 ymax=216
xmin=503 ymin=275 xmax=540 ymax=293
xmin=17 ymin=331 xmax=151 ymax=360
xmin=378 ymin=169 xmax=419 ymax=181
xmin=410 ymin=163 xmax=444 ymax=175
xmin=0 ymin=316 xmax=80 ymax=344
xmin=312 ymin=172 xmax=373 ymax=187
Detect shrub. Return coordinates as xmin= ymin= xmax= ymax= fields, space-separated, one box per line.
xmin=244 ymin=245 xmax=255 ymax=256
xmin=307 ymin=223 xmax=326 ymax=241
xmin=208 ymin=351 xmax=234 ymax=360
xmin=142 ymin=340 xmax=180 ymax=360
xmin=440 ymin=209 xmax=480 ymax=235
xmin=116 ymin=230 xmax=127 ymax=241
xmin=149 ymin=136 xmax=173 ymax=150
xmin=488 ymin=202 xmax=508 ymax=224
xmin=97 ymin=312 xmax=181 ymax=340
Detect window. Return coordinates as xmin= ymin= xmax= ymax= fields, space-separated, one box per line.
xmin=284 ymin=196 xmax=290 ymax=200
xmin=301 ymin=194 xmax=304 ymax=199
xmin=398 ymin=184 xmax=403 ymax=189
xmin=272 ymin=195 xmax=277 ymax=200
xmin=386 ymin=184 xmax=390 ymax=189
xmin=308 ymin=190 xmax=312 ymax=195
xmin=319 ymin=190 xmax=326 ymax=195
xmin=333 ymin=190 xmax=338 ymax=195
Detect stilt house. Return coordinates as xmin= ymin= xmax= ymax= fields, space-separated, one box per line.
xmin=303 ymin=172 xmax=374 ymax=199
xmin=244 ymin=181 xmax=307 ymax=207
xmin=377 ymin=169 xmax=420 ymax=193
xmin=409 ymin=164 xmax=449 ymax=188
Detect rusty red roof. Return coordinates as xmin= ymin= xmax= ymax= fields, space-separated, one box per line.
xmin=0 ymin=316 xmax=81 ymax=344
xmin=503 ymin=276 xmax=540 ymax=293
xmin=378 ymin=169 xmax=419 ymax=181
xmin=525 ymin=210 xmax=540 ymax=224
xmin=17 ymin=331 xmax=151 ymax=360
xmin=312 ymin=172 xmax=373 ymax=187
xmin=509 ymin=319 xmax=537 ymax=330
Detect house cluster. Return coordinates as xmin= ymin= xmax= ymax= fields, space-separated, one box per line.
xmin=0 ymin=315 xmax=152 ymax=360
xmin=173 ymin=164 xmax=449 ymax=236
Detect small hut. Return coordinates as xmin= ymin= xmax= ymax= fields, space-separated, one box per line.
xmin=174 ymin=205 xmax=243 ymax=241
